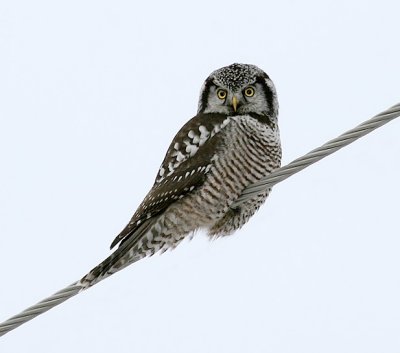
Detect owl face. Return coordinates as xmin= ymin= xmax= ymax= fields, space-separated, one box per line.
xmin=198 ymin=63 xmax=278 ymax=119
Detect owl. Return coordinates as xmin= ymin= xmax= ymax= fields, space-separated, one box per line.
xmin=79 ymin=63 xmax=282 ymax=289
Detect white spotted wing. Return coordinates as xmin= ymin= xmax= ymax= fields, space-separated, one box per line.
xmin=110 ymin=113 xmax=231 ymax=249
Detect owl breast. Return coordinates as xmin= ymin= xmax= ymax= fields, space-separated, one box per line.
xmin=162 ymin=114 xmax=282 ymax=245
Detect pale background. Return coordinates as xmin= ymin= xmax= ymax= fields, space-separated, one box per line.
xmin=1 ymin=1 xmax=399 ymax=352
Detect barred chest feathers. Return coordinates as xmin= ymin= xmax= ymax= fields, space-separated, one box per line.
xmin=167 ymin=113 xmax=281 ymax=241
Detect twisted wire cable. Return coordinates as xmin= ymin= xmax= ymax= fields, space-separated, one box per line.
xmin=0 ymin=102 xmax=399 ymax=338
xmin=0 ymin=282 xmax=82 ymax=337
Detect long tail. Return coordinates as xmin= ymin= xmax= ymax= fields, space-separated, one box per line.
xmin=78 ymin=216 xmax=161 ymax=289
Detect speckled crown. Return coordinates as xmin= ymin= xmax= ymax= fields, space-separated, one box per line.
xmin=209 ymin=63 xmax=268 ymax=91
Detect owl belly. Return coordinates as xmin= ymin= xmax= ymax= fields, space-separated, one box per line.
xmin=161 ymin=115 xmax=281 ymax=246
xmin=206 ymin=115 xmax=281 ymax=235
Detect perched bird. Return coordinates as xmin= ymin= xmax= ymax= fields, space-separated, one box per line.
xmin=79 ymin=63 xmax=282 ymax=289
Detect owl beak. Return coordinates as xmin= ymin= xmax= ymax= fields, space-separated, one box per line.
xmin=232 ymin=95 xmax=238 ymax=112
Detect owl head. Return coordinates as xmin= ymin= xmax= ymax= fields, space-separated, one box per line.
xmin=197 ymin=63 xmax=278 ymax=119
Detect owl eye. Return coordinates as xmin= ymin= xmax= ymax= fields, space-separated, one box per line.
xmin=216 ymin=89 xmax=227 ymax=100
xmin=244 ymin=87 xmax=255 ymax=97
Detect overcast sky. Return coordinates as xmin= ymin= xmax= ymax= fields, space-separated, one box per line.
xmin=1 ymin=1 xmax=400 ymax=352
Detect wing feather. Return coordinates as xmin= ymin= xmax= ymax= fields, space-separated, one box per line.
xmin=110 ymin=113 xmax=231 ymax=249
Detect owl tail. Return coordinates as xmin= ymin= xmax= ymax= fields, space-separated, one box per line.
xmin=78 ymin=217 xmax=160 ymax=290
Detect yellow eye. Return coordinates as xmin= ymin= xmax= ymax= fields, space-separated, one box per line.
xmin=244 ymin=87 xmax=255 ymax=97
xmin=217 ymin=89 xmax=227 ymax=100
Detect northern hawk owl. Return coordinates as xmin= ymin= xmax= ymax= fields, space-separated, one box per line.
xmin=80 ymin=63 xmax=282 ymax=288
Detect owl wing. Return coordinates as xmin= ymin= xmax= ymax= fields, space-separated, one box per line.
xmin=110 ymin=113 xmax=232 ymax=249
